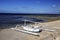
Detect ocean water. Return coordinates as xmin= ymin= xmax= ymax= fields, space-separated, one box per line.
xmin=0 ymin=14 xmax=60 ymax=24
xmin=0 ymin=15 xmax=46 ymax=29
xmin=0 ymin=15 xmax=47 ymax=24
xmin=0 ymin=14 xmax=60 ymax=29
xmin=0 ymin=15 xmax=27 ymax=29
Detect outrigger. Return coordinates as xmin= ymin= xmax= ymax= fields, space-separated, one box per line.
xmin=10 ymin=19 xmax=55 ymax=36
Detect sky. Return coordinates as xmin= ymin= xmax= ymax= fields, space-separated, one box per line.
xmin=0 ymin=0 xmax=60 ymax=14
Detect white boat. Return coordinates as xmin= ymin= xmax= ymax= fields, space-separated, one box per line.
xmin=22 ymin=19 xmax=41 ymax=32
xmin=10 ymin=19 xmax=55 ymax=36
xmin=10 ymin=19 xmax=41 ymax=36
xmin=22 ymin=25 xmax=41 ymax=32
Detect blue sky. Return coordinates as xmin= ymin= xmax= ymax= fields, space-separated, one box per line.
xmin=0 ymin=0 xmax=60 ymax=14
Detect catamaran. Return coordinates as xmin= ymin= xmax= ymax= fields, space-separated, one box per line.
xmin=10 ymin=19 xmax=41 ymax=36
xmin=10 ymin=19 xmax=55 ymax=36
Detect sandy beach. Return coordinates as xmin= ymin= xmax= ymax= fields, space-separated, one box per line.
xmin=0 ymin=20 xmax=60 ymax=40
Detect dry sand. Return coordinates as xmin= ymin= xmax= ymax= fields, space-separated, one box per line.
xmin=0 ymin=20 xmax=60 ymax=40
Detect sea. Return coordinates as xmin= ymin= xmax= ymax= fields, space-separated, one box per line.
xmin=0 ymin=14 xmax=60 ymax=29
